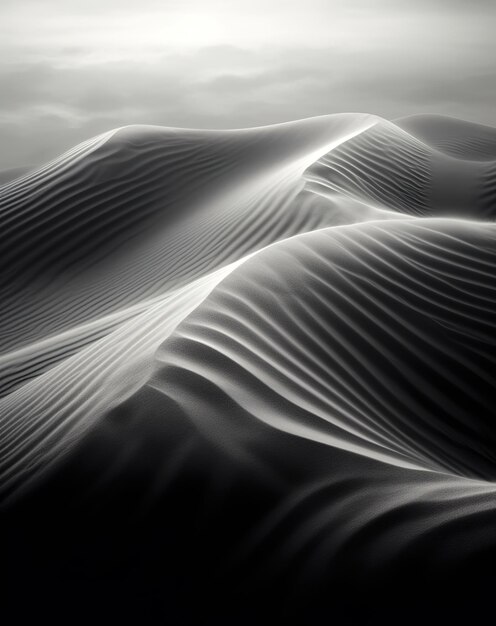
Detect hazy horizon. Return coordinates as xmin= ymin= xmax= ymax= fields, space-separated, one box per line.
xmin=1 ymin=0 xmax=495 ymax=170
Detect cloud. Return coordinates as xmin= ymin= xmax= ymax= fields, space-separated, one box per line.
xmin=0 ymin=1 xmax=495 ymax=169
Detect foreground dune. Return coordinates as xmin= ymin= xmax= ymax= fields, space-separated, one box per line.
xmin=1 ymin=113 xmax=496 ymax=624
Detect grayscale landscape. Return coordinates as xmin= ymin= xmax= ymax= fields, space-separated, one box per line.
xmin=1 ymin=2 xmax=496 ymax=624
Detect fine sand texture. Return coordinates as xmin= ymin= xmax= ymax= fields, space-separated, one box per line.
xmin=1 ymin=113 xmax=496 ymax=624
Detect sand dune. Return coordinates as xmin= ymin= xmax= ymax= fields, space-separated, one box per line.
xmin=2 ymin=113 xmax=496 ymax=624
xmin=397 ymin=114 xmax=496 ymax=161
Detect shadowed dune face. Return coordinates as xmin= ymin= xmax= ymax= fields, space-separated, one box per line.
xmin=1 ymin=113 xmax=496 ymax=624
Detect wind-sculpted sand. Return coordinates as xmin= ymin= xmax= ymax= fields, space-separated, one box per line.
xmin=1 ymin=114 xmax=496 ymax=624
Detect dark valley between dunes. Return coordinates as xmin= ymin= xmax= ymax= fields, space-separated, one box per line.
xmin=2 ymin=113 xmax=496 ymax=624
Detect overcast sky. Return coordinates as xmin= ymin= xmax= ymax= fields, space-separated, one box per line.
xmin=1 ymin=0 xmax=495 ymax=170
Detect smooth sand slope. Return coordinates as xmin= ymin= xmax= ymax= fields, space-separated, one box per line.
xmin=1 ymin=113 xmax=496 ymax=624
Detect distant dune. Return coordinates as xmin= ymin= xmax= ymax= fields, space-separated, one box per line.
xmin=396 ymin=114 xmax=496 ymax=160
xmin=1 ymin=113 xmax=496 ymax=624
